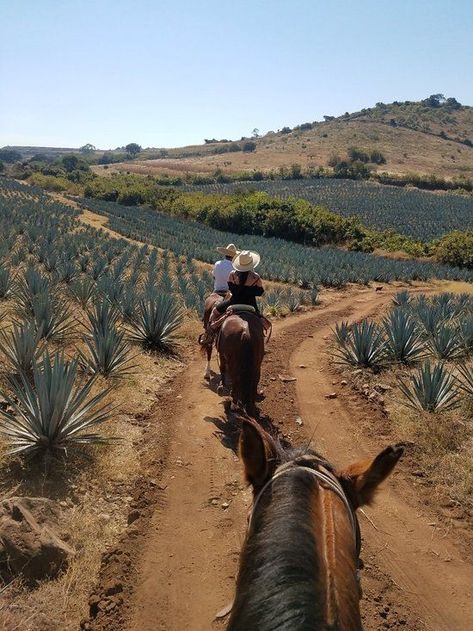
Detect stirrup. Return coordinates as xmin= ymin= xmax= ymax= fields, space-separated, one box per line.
xmin=199 ymin=330 xmax=214 ymax=346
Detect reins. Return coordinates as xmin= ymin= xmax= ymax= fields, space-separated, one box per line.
xmin=248 ymin=460 xmax=361 ymax=559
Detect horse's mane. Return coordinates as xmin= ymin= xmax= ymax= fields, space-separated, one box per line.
xmin=229 ymin=447 xmax=332 ymax=631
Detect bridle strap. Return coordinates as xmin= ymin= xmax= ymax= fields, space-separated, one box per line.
xmin=248 ymin=462 xmax=360 ymax=556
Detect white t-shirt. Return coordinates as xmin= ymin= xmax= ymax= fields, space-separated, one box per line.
xmin=213 ymin=259 xmax=234 ymax=291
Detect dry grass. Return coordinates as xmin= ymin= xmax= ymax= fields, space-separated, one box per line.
xmin=0 ymin=348 xmax=185 ymax=630
xmin=0 ymin=279 xmax=193 ymax=630
xmin=92 ymin=119 xmax=473 ymax=180
xmin=389 ymin=396 xmax=473 ymax=508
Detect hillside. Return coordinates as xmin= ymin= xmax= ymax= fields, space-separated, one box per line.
xmin=92 ymin=96 xmax=473 ymax=180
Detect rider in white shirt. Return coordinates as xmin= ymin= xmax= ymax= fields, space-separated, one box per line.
xmin=213 ymin=243 xmax=240 ymax=294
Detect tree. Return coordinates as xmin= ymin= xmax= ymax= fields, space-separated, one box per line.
xmin=80 ymin=143 xmax=96 ymax=154
xmin=252 ymin=128 xmax=260 ymax=138
xmin=62 ymin=154 xmax=79 ymax=172
xmin=0 ymin=160 xmax=4 ymax=173
xmin=280 ymin=126 xmax=292 ymax=134
xmin=290 ymin=163 xmax=303 ymax=179
xmin=445 ymin=97 xmax=462 ymax=110
xmin=126 ymin=143 xmax=142 ymax=158
xmin=370 ymin=150 xmax=386 ymax=165
xmin=348 ymin=147 xmax=370 ymax=163
xmin=242 ymin=141 xmax=256 ymax=152
xmin=0 ymin=149 xmax=22 ymax=163
xmin=435 ymin=231 xmax=473 ymax=269
xmin=422 ymin=94 xmax=445 ymax=108
xmin=323 ymin=115 xmax=335 ymax=122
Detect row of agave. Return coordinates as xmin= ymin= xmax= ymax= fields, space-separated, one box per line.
xmin=77 ymin=196 xmax=473 ymax=287
xmin=333 ymin=291 xmax=473 ymax=412
xmin=0 ymin=269 xmax=185 ymax=456
xmin=184 ymin=176 xmax=473 ymax=241
xmin=0 ymin=179 xmax=313 ymax=458
xmin=0 ymin=180 xmax=190 ymax=457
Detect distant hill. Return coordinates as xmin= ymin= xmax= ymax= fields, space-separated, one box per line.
xmin=94 ymin=95 xmax=473 ymax=180
xmin=5 ymin=95 xmax=473 ymax=180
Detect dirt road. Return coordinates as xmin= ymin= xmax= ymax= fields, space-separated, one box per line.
xmin=89 ymin=286 xmax=473 ymax=631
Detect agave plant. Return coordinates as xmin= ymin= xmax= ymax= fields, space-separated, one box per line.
xmin=0 ymin=321 xmax=44 ymax=376
xmin=69 ymin=277 xmax=96 ymax=308
xmin=428 ymin=324 xmax=461 ymax=360
xmin=263 ymin=291 xmax=281 ymax=317
xmin=457 ymin=363 xmax=473 ymax=398
xmin=392 ymin=290 xmax=410 ymax=307
xmin=117 ymin=284 xmax=140 ymax=322
xmin=97 ymin=274 xmax=124 ymax=306
xmin=30 ymin=292 xmax=73 ymax=341
xmin=399 ymin=360 xmax=460 ymax=413
xmin=0 ymin=267 xmax=14 ymax=299
xmin=53 ymin=258 xmax=77 ymax=284
xmin=79 ymin=326 xmax=134 ymax=378
xmin=309 ymin=287 xmax=319 ymax=306
xmin=414 ymin=304 xmax=446 ymax=337
xmin=129 ymin=295 xmax=183 ymax=352
xmin=285 ymin=290 xmax=301 ymax=313
xmin=0 ymin=351 xmax=113 ymax=455
xmin=86 ymin=299 xmax=120 ymax=337
xmin=91 ymin=257 xmax=107 ymax=281
xmin=458 ymin=317 xmax=473 ymax=355
xmin=383 ymin=309 xmax=425 ymax=364
xmin=334 ymin=320 xmax=386 ymax=369
xmin=333 ymin=321 xmax=351 ymax=347
xmin=15 ymin=268 xmax=50 ymax=316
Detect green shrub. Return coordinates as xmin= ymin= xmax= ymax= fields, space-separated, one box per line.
xmin=435 ymin=231 xmax=473 ymax=269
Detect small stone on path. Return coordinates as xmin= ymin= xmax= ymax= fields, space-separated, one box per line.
xmin=278 ymin=374 xmax=297 ymax=383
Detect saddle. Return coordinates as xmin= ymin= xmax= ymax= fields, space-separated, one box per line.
xmin=227 ymin=304 xmax=256 ymax=314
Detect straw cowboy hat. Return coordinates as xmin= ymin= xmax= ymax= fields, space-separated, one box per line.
xmin=232 ymin=250 xmax=261 ymax=272
xmin=217 ymin=243 xmax=240 ymax=257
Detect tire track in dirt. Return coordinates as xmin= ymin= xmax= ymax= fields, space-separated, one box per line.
xmin=89 ymin=285 xmax=472 ymax=631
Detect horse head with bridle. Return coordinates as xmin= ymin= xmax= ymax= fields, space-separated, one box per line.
xmin=228 ymin=418 xmax=403 ymax=630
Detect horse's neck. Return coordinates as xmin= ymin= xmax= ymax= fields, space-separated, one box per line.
xmin=229 ymin=478 xmax=361 ymax=631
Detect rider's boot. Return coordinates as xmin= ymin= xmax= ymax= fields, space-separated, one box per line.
xmin=199 ymin=307 xmax=219 ymax=345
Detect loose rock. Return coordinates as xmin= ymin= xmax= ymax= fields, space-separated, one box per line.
xmin=0 ymin=497 xmax=74 ymax=584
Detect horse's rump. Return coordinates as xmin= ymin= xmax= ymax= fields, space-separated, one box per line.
xmin=218 ymin=312 xmax=264 ymax=415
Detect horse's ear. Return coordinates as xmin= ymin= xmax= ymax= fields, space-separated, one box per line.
xmin=239 ymin=418 xmax=278 ymax=489
xmin=338 ymin=444 xmax=404 ymax=508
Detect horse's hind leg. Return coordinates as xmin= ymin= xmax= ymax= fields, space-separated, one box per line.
xmin=217 ymin=355 xmax=227 ymax=395
xmin=204 ymin=345 xmax=212 ymax=381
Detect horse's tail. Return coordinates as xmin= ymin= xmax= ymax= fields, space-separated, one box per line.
xmin=239 ymin=329 xmax=255 ymax=415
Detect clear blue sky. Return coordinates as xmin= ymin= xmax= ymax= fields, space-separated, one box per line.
xmin=1 ymin=0 xmax=472 ymax=149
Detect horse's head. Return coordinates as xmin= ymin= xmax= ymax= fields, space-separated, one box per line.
xmin=239 ymin=417 xmax=403 ymax=509
xmin=230 ymin=418 xmax=404 ymax=631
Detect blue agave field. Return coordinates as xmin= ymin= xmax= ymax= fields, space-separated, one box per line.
xmin=78 ymin=196 xmax=473 ymax=287
xmin=182 ymin=178 xmax=473 ymax=241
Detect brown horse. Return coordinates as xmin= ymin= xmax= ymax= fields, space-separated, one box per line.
xmin=217 ymin=313 xmax=265 ymax=416
xmin=201 ymin=292 xmax=226 ymax=380
xmin=228 ymin=419 xmax=403 ymax=630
